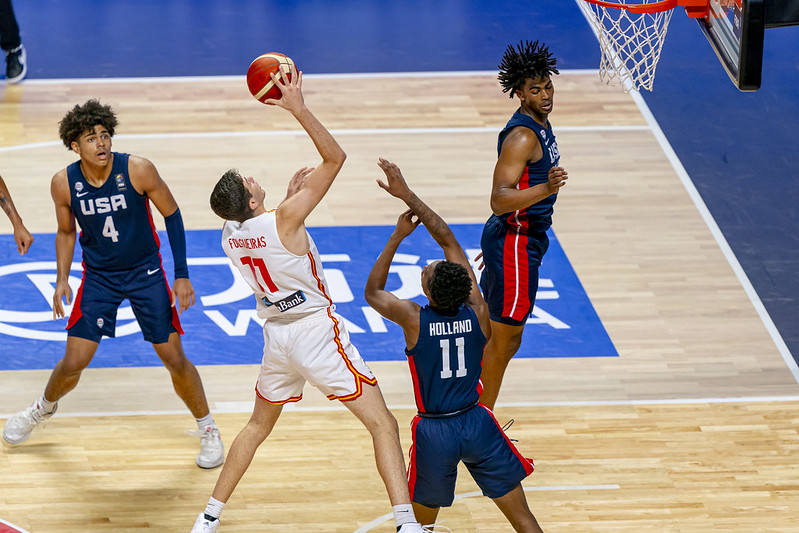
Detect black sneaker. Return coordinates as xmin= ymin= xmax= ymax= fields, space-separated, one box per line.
xmin=6 ymin=44 xmax=26 ymax=84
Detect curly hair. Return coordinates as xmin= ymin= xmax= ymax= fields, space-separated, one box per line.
xmin=58 ymin=99 xmax=119 ymax=149
xmin=428 ymin=261 xmax=472 ymax=315
xmin=498 ymin=40 xmax=559 ymax=97
xmin=209 ymin=169 xmax=255 ymax=223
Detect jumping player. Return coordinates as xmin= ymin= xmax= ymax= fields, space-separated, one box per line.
xmin=191 ymin=67 xmax=425 ymax=533
xmin=0 ymin=173 xmax=33 ymax=254
xmin=478 ymin=41 xmax=568 ymax=410
xmin=365 ymin=158 xmax=542 ymax=532
xmin=2 ymin=100 xmax=224 ymax=470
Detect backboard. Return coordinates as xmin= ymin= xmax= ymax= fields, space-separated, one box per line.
xmin=699 ymin=0 xmax=765 ymax=91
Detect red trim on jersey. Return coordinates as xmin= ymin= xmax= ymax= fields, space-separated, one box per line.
xmin=480 ymin=404 xmax=535 ymax=475
xmin=65 ymin=263 xmax=86 ymax=330
xmin=144 ymin=200 xmax=161 ymax=248
xmin=306 ymin=252 xmax=377 ymax=402
xmin=255 ymin=384 xmax=302 ymax=405
xmin=407 ymin=415 xmax=421 ymax=499
xmin=406 ymin=355 xmax=426 ymax=413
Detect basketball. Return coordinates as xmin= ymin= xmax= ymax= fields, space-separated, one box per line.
xmin=246 ymin=52 xmax=295 ymax=104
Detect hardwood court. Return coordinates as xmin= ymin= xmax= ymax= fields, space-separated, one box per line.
xmin=1 ymin=73 xmax=798 ymax=532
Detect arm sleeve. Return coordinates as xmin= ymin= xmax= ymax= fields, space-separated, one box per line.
xmin=164 ymin=208 xmax=189 ymax=279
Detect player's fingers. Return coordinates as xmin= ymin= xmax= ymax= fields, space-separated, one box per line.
xmin=170 ymin=289 xmax=176 ymax=308
xmin=296 ymin=70 xmax=303 ymax=89
xmin=262 ymin=98 xmax=279 ymax=106
xmin=376 ymin=179 xmax=389 ymax=190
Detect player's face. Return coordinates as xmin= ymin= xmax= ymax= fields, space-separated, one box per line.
xmin=242 ymin=175 xmax=266 ymax=209
xmin=72 ymin=125 xmax=112 ymax=166
xmin=421 ymin=260 xmax=441 ymax=303
xmin=517 ymin=76 xmax=554 ymax=118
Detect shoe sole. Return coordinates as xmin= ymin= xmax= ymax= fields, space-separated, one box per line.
xmin=2 ymin=431 xmax=30 ymax=446
xmin=196 ymin=457 xmax=224 ymax=469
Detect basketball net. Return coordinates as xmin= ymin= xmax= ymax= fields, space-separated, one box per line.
xmin=579 ymin=0 xmax=678 ymax=92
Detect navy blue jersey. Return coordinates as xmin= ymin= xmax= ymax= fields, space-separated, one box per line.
xmin=496 ymin=109 xmax=560 ymax=233
xmin=405 ymin=304 xmax=486 ymax=414
xmin=67 ymin=152 xmax=160 ymax=270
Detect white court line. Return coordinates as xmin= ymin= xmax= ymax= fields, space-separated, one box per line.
xmin=3 ymin=395 xmax=798 ymax=420
xmin=18 ymin=69 xmax=599 ymax=85
xmin=0 ymin=125 xmax=649 ymax=154
xmin=573 ymin=0 xmax=799 ymax=385
xmin=353 ymin=484 xmax=621 ymax=533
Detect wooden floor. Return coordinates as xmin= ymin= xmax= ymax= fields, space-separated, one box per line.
xmin=1 ymin=73 xmax=798 ymax=532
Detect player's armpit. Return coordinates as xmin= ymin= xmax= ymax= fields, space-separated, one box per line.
xmin=365 ymin=290 xmax=420 ymax=329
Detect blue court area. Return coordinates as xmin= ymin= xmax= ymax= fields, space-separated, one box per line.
xmin=0 ymin=227 xmax=616 ymax=370
xmin=6 ymin=0 xmax=799 ymax=362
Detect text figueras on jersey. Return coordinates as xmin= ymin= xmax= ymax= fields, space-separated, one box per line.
xmin=2 ymin=99 xmax=224 ymax=472
xmin=365 ymin=158 xmax=543 ymax=531
xmin=478 ymin=40 xmax=568 ymax=411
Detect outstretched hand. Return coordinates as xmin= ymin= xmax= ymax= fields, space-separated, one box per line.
xmin=286 ymin=166 xmax=314 ymax=199
xmin=392 ymin=209 xmax=420 ymax=240
xmin=263 ymin=64 xmax=305 ymax=114
xmin=376 ymin=157 xmax=412 ymax=201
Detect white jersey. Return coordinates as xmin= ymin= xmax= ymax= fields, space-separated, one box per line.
xmin=222 ymin=211 xmax=333 ymax=320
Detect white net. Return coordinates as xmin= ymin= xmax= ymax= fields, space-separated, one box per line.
xmin=580 ymin=0 xmax=676 ymax=92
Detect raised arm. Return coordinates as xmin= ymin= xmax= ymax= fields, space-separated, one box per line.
xmin=375 ymin=158 xmax=489 ymax=335
xmin=270 ymin=66 xmax=347 ymax=249
xmin=51 ymin=171 xmax=77 ymax=319
xmin=0 ymin=174 xmax=33 ymax=254
xmin=490 ymin=127 xmax=566 ymax=215
xmin=129 ymin=155 xmax=195 ymax=313
xmin=364 ymin=210 xmax=422 ymax=346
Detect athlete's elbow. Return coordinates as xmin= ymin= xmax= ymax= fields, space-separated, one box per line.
xmin=490 ymin=197 xmax=507 ymax=216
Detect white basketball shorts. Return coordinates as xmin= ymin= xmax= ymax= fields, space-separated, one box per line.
xmin=255 ymin=308 xmax=377 ymax=404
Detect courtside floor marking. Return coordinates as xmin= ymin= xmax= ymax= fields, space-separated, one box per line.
xmin=0 ymin=518 xmax=31 ymax=533
xmin=3 ymin=395 xmax=798 ymax=419
xmin=573 ymin=0 xmax=799 ymax=385
xmin=0 ymin=125 xmax=649 ymax=153
xmin=353 ymin=484 xmax=621 ymax=533
xmin=18 ymin=69 xmax=599 ymax=85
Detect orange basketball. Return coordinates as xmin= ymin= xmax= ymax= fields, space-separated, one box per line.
xmin=246 ymin=53 xmax=295 ymax=104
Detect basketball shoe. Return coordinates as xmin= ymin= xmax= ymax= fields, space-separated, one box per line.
xmin=195 ymin=426 xmax=224 ymax=469
xmin=5 ymin=44 xmax=26 ymax=84
xmin=397 ymin=523 xmax=435 ymax=532
xmin=2 ymin=400 xmax=57 ymax=445
xmin=190 ymin=513 xmax=219 ymax=533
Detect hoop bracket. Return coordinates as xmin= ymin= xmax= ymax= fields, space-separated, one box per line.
xmin=582 ymin=0 xmax=708 ymax=17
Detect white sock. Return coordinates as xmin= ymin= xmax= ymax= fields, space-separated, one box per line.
xmin=204 ymin=496 xmax=225 ymax=520
xmin=392 ymin=504 xmax=417 ymax=528
xmin=38 ymin=394 xmax=57 ymax=414
xmin=196 ymin=413 xmax=216 ymax=431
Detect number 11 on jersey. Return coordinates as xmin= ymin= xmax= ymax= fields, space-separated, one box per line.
xmin=440 ymin=337 xmax=467 ymax=379
xmin=240 ymin=256 xmax=279 ymax=293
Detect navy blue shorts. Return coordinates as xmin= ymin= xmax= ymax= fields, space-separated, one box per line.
xmin=479 ymin=216 xmax=549 ymax=326
xmin=408 ymin=404 xmax=534 ymax=508
xmin=66 ymin=255 xmax=182 ymax=344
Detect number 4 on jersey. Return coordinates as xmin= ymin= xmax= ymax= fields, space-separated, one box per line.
xmin=102 ymin=215 xmax=119 ymax=242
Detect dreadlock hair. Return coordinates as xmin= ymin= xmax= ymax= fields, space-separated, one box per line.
xmin=498 ymin=40 xmax=559 ymax=98
xmin=209 ymin=169 xmax=255 ymax=223
xmin=428 ymin=261 xmax=472 ymax=315
xmin=58 ymin=99 xmax=119 ymax=149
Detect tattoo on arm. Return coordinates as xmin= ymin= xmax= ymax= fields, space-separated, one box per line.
xmin=0 ymin=193 xmax=11 ymax=216
xmin=403 ymin=193 xmax=455 ymax=246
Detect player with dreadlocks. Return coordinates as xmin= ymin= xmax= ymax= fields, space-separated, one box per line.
xmin=477 ymin=41 xmax=568 ymax=410
xmin=366 ymin=158 xmax=542 ymax=532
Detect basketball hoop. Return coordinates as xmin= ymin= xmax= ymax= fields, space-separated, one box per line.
xmin=579 ymin=0 xmax=709 ymax=92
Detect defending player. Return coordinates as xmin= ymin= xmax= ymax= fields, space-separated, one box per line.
xmin=191 ymin=66 xmax=425 ymax=533
xmin=0 ymin=173 xmax=33 ymax=254
xmin=478 ymin=41 xmax=568 ymax=410
xmin=2 ymin=100 xmax=224 ymax=470
xmin=365 ymin=158 xmax=543 ymax=532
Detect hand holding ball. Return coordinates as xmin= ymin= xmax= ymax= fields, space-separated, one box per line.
xmin=246 ymin=53 xmax=296 ymax=104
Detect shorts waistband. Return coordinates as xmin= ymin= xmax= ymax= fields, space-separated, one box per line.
xmin=417 ymin=401 xmax=478 ymax=419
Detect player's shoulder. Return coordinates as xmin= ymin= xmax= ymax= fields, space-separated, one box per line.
xmin=127 ymin=154 xmax=156 ymax=173
xmin=51 ymin=168 xmax=69 ymax=191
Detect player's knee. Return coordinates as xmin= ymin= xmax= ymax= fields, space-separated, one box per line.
xmin=367 ymin=408 xmax=399 ymax=436
xmin=60 ymin=353 xmax=92 ymax=375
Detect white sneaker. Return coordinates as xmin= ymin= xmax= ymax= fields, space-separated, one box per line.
xmin=190 ymin=513 xmax=219 ymax=533
xmin=195 ymin=426 xmax=224 ymax=469
xmin=2 ymin=400 xmax=57 ymax=445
